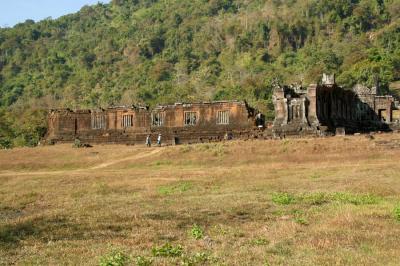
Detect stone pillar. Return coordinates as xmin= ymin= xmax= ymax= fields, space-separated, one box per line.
xmin=387 ymin=102 xmax=392 ymax=123
xmin=283 ymin=98 xmax=288 ymax=125
xmin=307 ymin=84 xmax=319 ymax=127
xmin=272 ymin=87 xmax=288 ymax=126
xmin=301 ymin=98 xmax=307 ymax=124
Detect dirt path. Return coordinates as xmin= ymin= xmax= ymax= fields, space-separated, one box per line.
xmin=89 ymin=148 xmax=162 ymax=170
xmin=0 ymin=148 xmax=163 ymax=177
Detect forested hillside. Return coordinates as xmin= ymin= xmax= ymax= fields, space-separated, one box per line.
xmin=0 ymin=0 xmax=399 ymax=147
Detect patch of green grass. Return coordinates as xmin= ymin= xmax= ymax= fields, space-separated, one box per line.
xmin=251 ymin=237 xmax=270 ymax=246
xmin=301 ymin=192 xmax=330 ymax=205
xmin=309 ymin=173 xmax=320 ymax=179
xmin=99 ymin=248 xmax=130 ymax=266
xmin=292 ymin=210 xmax=309 ymax=225
xmin=271 ymin=192 xmax=295 ymax=205
xmin=151 ymin=243 xmax=183 ymax=257
xmin=212 ymin=225 xmax=229 ymax=236
xmin=189 ymin=224 xmax=204 ymax=240
xmin=331 ymin=192 xmax=380 ymax=205
xmin=157 ymin=181 xmax=193 ymax=195
xmin=298 ymin=192 xmax=381 ymax=206
xmin=134 ymin=256 xmax=153 ymax=266
xmin=152 ymin=160 xmax=172 ymax=166
xmin=181 ymin=252 xmax=211 ymax=266
xmin=293 ymin=215 xmax=309 ymax=225
xmin=271 ymin=209 xmax=285 ymax=217
xmin=394 ymin=204 xmax=400 ymax=221
xmin=359 ymin=243 xmax=373 ymax=254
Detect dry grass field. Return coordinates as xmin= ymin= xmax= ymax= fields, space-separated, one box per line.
xmin=1 ymin=134 xmax=400 ymax=265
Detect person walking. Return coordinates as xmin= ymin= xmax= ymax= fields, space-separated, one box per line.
xmin=145 ymin=134 xmax=151 ymax=147
xmin=157 ymin=133 xmax=162 ymax=147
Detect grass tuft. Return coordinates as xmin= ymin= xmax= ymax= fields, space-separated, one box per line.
xmin=394 ymin=204 xmax=400 ymax=222
xmin=134 ymin=256 xmax=153 ymax=266
xmin=271 ymin=192 xmax=295 ymax=205
xmin=189 ymin=224 xmax=204 ymax=240
xmin=151 ymin=243 xmax=183 ymax=257
xmin=99 ymin=248 xmax=130 ymax=266
xmin=157 ymin=181 xmax=193 ymax=195
xmin=181 ymin=252 xmax=211 ymax=266
xmin=251 ymin=237 xmax=270 ymax=246
xmin=331 ymin=192 xmax=380 ymax=205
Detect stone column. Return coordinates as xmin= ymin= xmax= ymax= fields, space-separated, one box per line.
xmin=283 ymin=98 xmax=288 ymax=125
xmin=387 ymin=102 xmax=393 ymax=123
xmin=301 ymin=98 xmax=307 ymax=124
xmin=307 ymin=84 xmax=319 ymax=127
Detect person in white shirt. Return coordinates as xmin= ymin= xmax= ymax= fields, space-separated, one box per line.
xmin=145 ymin=134 xmax=151 ymax=147
xmin=157 ymin=134 xmax=162 ymax=147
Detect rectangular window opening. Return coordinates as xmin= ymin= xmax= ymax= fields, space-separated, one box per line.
xmin=184 ymin=112 xmax=197 ymax=126
xmin=217 ymin=110 xmax=230 ymax=125
xmin=91 ymin=114 xmax=106 ymax=129
xmin=122 ymin=115 xmax=133 ymax=128
xmin=152 ymin=112 xmax=165 ymax=126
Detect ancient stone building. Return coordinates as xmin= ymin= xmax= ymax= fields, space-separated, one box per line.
xmin=45 ymin=74 xmax=400 ymax=145
xmin=46 ymin=101 xmax=260 ymax=145
xmin=272 ymin=74 xmax=400 ymax=136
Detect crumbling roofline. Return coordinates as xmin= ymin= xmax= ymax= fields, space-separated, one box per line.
xmin=49 ymin=100 xmax=250 ymax=114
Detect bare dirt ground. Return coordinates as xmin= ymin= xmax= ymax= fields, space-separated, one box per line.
xmin=1 ymin=133 xmax=400 ymax=265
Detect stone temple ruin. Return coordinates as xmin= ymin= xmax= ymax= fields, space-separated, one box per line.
xmin=272 ymin=74 xmax=400 ymax=137
xmin=46 ymin=101 xmax=263 ymax=145
xmin=45 ymin=74 xmax=400 ymax=145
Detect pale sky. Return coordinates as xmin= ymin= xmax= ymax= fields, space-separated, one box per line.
xmin=0 ymin=0 xmax=111 ymax=27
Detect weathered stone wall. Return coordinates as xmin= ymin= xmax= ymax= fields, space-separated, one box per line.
xmin=46 ymin=101 xmax=259 ymax=145
xmin=272 ymin=85 xmax=317 ymax=136
xmin=272 ymin=76 xmax=398 ymax=136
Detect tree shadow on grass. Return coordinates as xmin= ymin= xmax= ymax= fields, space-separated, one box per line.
xmin=0 ymin=214 xmax=132 ymax=249
xmin=0 ymin=216 xmax=84 ymax=249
